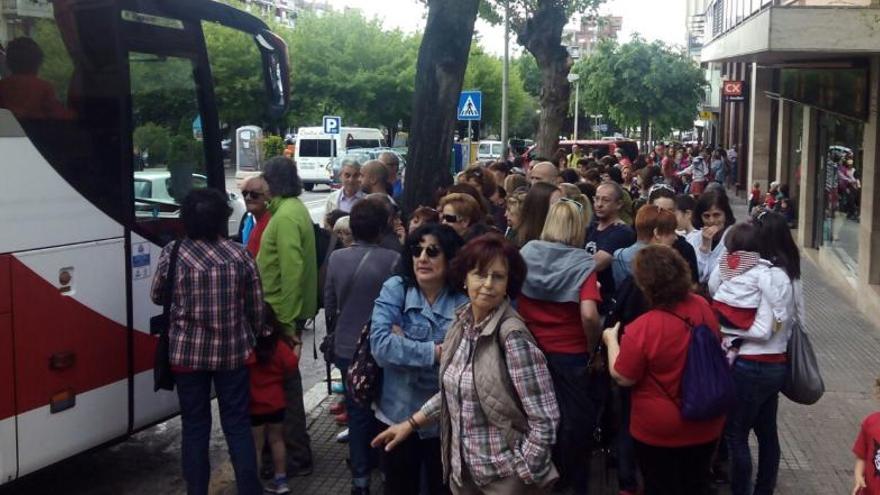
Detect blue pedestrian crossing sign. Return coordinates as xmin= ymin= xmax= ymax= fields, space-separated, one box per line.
xmin=458 ymin=91 xmax=482 ymax=121
xmin=323 ymin=115 xmax=342 ymax=134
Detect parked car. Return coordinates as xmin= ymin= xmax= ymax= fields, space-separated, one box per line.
xmin=134 ymin=170 xmax=246 ymax=238
xmin=477 ymin=140 xmax=503 ymax=161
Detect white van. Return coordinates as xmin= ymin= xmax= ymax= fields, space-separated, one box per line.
xmin=477 ymin=140 xmax=503 ymax=161
xmin=295 ymin=127 xmax=385 ymax=190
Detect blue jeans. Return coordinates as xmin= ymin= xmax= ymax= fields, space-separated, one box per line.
xmin=336 ymin=357 xmax=379 ymax=488
xmin=176 ymin=367 xmax=262 ymax=495
xmin=724 ymin=359 xmax=787 ymax=495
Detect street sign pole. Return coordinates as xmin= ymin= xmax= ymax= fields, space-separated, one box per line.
xmin=467 ymin=120 xmax=473 ymax=165
xmin=500 ymin=0 xmax=509 ymax=160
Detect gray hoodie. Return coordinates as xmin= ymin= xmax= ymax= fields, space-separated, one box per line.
xmin=520 ymin=240 xmax=596 ymax=303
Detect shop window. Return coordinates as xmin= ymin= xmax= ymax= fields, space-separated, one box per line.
xmin=816 ymin=113 xmax=863 ymax=273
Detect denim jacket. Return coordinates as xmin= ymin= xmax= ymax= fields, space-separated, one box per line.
xmin=370 ymin=275 xmax=468 ymax=438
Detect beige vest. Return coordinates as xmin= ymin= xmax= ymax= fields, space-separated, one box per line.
xmin=438 ymin=301 xmax=558 ymax=488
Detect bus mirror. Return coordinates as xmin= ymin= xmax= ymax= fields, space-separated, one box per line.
xmin=255 ymin=30 xmax=290 ymax=119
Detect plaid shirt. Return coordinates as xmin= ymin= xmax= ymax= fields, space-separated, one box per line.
xmin=421 ymin=306 xmax=559 ymax=486
xmin=151 ymin=238 xmax=265 ymax=370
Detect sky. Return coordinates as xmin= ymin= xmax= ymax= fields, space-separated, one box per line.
xmin=323 ymin=0 xmax=687 ymax=56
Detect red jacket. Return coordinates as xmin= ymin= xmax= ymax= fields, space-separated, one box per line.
xmin=248 ymin=340 xmax=299 ymax=415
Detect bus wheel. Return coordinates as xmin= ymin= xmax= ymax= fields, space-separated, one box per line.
xmin=304 ymin=183 xmax=314 ymax=192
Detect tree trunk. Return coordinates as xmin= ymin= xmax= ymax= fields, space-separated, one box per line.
xmin=641 ymin=115 xmax=650 ymax=152
xmin=403 ymin=0 xmax=480 ymax=213
xmin=517 ymin=2 xmax=571 ymax=159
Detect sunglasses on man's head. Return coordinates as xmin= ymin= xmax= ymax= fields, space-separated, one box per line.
xmin=242 ymin=190 xmax=265 ymax=200
xmin=441 ymin=214 xmax=461 ymax=224
xmin=411 ymin=245 xmax=442 ymax=258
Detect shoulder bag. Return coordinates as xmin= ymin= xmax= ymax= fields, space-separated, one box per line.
xmin=319 ymin=248 xmax=374 ymax=365
xmin=781 ymin=283 xmax=825 ymax=405
xmin=151 ymin=239 xmax=182 ymax=392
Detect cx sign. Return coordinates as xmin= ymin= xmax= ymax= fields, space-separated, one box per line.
xmin=723 ymin=80 xmax=745 ymax=102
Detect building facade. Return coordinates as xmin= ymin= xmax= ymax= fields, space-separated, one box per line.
xmin=564 ymin=15 xmax=623 ymax=58
xmin=699 ymin=0 xmax=880 ymax=313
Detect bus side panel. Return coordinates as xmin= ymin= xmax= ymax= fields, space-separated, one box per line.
xmin=11 ymin=242 xmax=128 ymax=477
xmin=0 ymin=255 xmax=17 ymax=484
xmin=130 ymin=233 xmax=179 ymax=430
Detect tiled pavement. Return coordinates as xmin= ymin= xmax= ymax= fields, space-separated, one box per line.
xmin=214 ymin=197 xmax=879 ymax=494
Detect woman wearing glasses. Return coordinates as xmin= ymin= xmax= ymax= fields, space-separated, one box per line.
xmin=438 ymin=193 xmax=484 ymax=239
xmin=370 ymin=223 xmax=468 ymax=494
xmin=516 ymin=199 xmax=602 ymax=494
xmin=373 ymin=234 xmax=561 ymax=494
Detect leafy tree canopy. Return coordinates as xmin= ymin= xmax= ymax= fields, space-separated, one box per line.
xmin=576 ymin=37 xmax=705 ymax=138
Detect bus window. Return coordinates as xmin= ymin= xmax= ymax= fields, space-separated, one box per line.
xmin=129 ymin=52 xmax=205 ymax=223
xmin=202 ymin=21 xmax=264 ymax=170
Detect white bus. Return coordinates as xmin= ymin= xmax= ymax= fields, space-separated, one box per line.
xmin=0 ymin=0 xmax=289 ymax=484
xmin=294 ymin=126 xmax=385 ymax=190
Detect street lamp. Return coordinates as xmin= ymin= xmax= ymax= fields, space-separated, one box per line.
xmin=567 ymin=72 xmax=580 ymax=141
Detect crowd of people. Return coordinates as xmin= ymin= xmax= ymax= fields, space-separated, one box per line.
xmin=152 ymin=143 xmax=809 ymax=495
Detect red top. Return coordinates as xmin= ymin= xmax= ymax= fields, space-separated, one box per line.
xmin=518 ymin=272 xmax=601 ymax=355
xmin=854 ymin=412 xmax=880 ymax=495
xmin=750 ymin=188 xmax=761 ymax=202
xmin=0 ymin=74 xmax=74 ymax=120
xmin=614 ymin=294 xmax=726 ymax=447
xmin=246 ymin=211 xmax=272 ymax=258
xmin=248 ymin=340 xmax=299 ymax=415
xmin=661 ymin=157 xmax=676 ymax=180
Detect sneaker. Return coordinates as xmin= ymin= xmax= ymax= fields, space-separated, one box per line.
xmin=336 ymin=428 xmax=349 ymax=443
xmin=331 ymin=381 xmax=345 ymax=394
xmin=264 ymin=477 xmax=290 ymax=494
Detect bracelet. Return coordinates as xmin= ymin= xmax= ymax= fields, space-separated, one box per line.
xmin=407 ymin=415 xmax=419 ymax=431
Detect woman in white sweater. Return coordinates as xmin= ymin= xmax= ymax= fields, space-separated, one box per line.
xmin=710 ymin=211 xmax=801 ymax=495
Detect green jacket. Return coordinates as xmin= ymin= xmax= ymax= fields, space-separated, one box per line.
xmin=257 ymin=196 xmax=317 ymax=331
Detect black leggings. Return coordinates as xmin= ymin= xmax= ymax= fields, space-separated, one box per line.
xmin=634 ymin=439 xmax=717 ymax=495
xmin=381 ymin=433 xmax=447 ymax=495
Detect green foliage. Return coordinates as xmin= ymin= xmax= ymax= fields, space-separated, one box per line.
xmin=515 ymin=53 xmax=541 ymax=98
xmin=133 ymin=123 xmax=172 ymax=165
xmin=576 ymin=37 xmax=705 ymax=138
xmin=167 ymin=135 xmax=205 ymax=170
xmin=282 ymin=10 xmax=420 ymax=132
xmin=263 ymin=135 xmax=285 ymax=160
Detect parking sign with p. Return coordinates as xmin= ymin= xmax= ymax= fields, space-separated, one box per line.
xmin=323 ymin=115 xmax=342 ymax=134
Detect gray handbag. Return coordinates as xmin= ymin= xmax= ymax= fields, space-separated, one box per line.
xmin=781 ymin=284 xmax=825 ymax=405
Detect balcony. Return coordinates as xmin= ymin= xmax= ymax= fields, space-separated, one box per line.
xmin=701 ymin=0 xmax=880 ymax=63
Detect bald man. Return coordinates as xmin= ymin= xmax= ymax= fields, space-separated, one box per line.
xmin=378 ymin=151 xmax=403 ymax=199
xmin=360 ymin=160 xmax=391 ymax=196
xmin=529 ymin=161 xmax=560 ymax=185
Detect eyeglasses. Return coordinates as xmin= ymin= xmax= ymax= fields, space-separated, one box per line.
xmin=559 ymin=197 xmax=584 ymax=211
xmin=441 ymin=214 xmax=462 ymax=224
xmin=242 ymin=190 xmax=265 ymax=200
xmin=411 ymin=245 xmax=442 ymax=258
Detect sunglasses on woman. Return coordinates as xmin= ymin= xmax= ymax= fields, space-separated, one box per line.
xmin=242 ymin=190 xmax=265 ymax=200
xmin=411 ymin=245 xmax=442 ymax=258
xmin=559 ymin=197 xmax=583 ymax=211
xmin=441 ymin=214 xmax=462 ymax=224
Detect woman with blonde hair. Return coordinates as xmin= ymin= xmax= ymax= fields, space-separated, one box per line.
xmin=558 ymin=182 xmax=593 ymax=226
xmin=517 ymin=199 xmax=602 ymax=494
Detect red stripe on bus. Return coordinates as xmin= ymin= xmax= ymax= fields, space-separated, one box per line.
xmin=1 ymin=257 xmax=157 ymax=421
